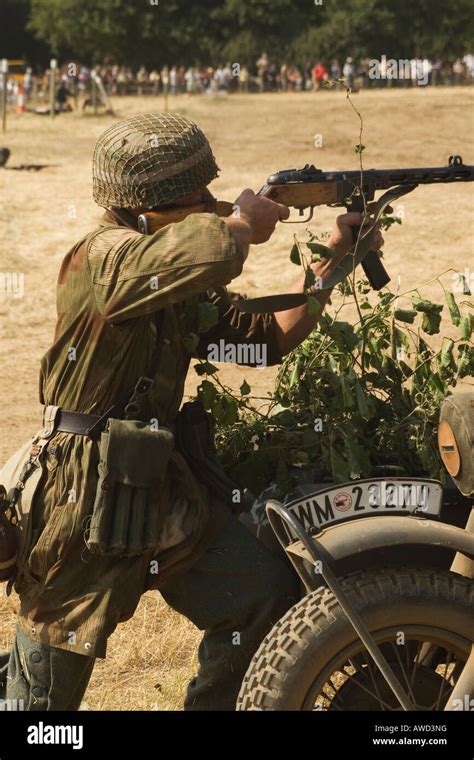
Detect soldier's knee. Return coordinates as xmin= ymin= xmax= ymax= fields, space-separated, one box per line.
xmin=257 ymin=553 xmax=301 ymax=611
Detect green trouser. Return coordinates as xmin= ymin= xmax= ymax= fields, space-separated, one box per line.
xmin=0 ymin=517 xmax=300 ymax=711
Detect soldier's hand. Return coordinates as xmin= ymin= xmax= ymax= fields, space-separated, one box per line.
xmin=234 ymin=189 xmax=290 ymax=244
xmin=327 ymin=211 xmax=385 ymax=259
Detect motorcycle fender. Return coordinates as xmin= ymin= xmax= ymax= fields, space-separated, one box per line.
xmin=287 ymin=515 xmax=474 ymax=579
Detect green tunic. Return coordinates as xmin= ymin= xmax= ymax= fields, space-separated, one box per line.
xmin=15 ymin=211 xmax=282 ymax=658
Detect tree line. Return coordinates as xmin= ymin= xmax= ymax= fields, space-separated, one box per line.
xmin=1 ymin=0 xmax=473 ymax=69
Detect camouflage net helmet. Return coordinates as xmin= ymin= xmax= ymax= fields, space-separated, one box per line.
xmin=92 ymin=112 xmax=219 ymax=208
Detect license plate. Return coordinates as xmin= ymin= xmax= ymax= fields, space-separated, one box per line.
xmin=283 ymin=478 xmax=443 ymax=538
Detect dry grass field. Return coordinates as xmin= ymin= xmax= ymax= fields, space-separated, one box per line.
xmin=0 ymin=87 xmax=473 ymax=709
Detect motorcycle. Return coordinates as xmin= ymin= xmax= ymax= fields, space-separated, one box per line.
xmin=237 ymin=390 xmax=474 ymax=711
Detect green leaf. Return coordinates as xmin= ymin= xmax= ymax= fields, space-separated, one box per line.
xmin=240 ymin=380 xmax=251 ymax=395
xmin=328 ymin=444 xmax=351 ymax=483
xmin=197 ymin=380 xmax=217 ymax=409
xmin=445 ymin=292 xmax=461 ymax=326
xmin=210 ymin=395 xmax=239 ymax=426
xmin=418 ymin=337 xmax=432 ymax=358
xmin=395 ymin=328 xmax=411 ymax=352
xmin=429 ymin=373 xmax=445 ymax=394
xmin=338 ymin=278 xmax=353 ymax=296
xmin=306 ymin=242 xmax=335 ymax=260
xmin=290 ymin=244 xmax=301 ymax=265
xmin=194 ymin=361 xmax=218 ymax=376
xmin=355 ymin=382 xmax=373 ymax=419
xmin=304 ymin=268 xmax=316 ymax=288
xmin=399 ymin=361 xmax=413 ymax=378
xmin=439 ymin=339 xmax=454 ymax=368
xmin=289 ymin=359 xmax=302 ymax=387
xmin=271 ymin=409 xmax=296 ymax=427
xmin=197 ymin=301 xmax=219 ymax=333
xmin=460 ymin=314 xmax=473 ymax=340
xmin=327 ymin=321 xmax=359 ymax=351
xmin=394 ymin=309 xmax=417 ymax=324
xmin=307 ymin=295 xmax=322 ymax=317
xmin=340 ymin=374 xmax=355 ymax=410
xmin=457 ymin=345 xmax=474 ymax=378
xmin=379 ymin=214 xmax=403 ymax=231
xmin=412 ymin=297 xmax=443 ymax=315
xmin=379 ymin=292 xmax=396 ymax=306
xmin=287 ymin=450 xmax=310 ymax=467
xmin=421 ymin=311 xmax=442 ymax=335
xmin=344 ymin=437 xmax=371 ymax=479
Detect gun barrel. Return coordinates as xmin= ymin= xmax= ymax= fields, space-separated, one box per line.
xmin=267 ymin=161 xmax=474 ymax=188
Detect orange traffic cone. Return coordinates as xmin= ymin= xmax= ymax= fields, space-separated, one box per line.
xmin=16 ymin=86 xmax=25 ymax=114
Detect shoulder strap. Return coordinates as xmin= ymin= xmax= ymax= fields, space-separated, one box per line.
xmin=123 ymin=309 xmax=167 ymax=420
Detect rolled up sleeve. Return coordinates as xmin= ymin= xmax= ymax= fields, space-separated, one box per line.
xmin=87 ymin=214 xmax=244 ymax=323
xmin=197 ymin=288 xmax=283 ymax=367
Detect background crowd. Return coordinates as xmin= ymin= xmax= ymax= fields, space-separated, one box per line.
xmin=7 ymin=52 xmax=474 ymax=110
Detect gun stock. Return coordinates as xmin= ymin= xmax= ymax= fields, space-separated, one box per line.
xmin=259 ymin=181 xmax=338 ymax=207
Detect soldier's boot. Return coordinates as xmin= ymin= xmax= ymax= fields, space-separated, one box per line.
xmin=0 ymin=625 xmax=95 ymax=710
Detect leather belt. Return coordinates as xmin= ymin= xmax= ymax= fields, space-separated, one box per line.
xmin=55 ymin=406 xmax=124 ymax=440
xmin=56 ymin=410 xmax=103 ymax=438
xmin=55 ymin=409 xmax=176 ymax=439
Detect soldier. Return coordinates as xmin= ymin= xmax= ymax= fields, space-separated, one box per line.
xmin=0 ymin=113 xmax=383 ymax=711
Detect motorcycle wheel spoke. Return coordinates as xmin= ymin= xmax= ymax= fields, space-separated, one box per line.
xmin=431 ymin=651 xmax=454 ymax=711
xmin=364 ymin=654 xmax=385 ymax=708
xmin=319 ymin=640 xmax=466 ymax=713
xmin=338 ymin=665 xmax=393 ymax=710
xmin=409 ymin=641 xmax=423 ymax=689
xmin=389 ymin=640 xmax=416 ymax=703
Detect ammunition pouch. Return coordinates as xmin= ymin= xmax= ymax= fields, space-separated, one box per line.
xmin=0 ymin=429 xmax=51 ymax=587
xmin=174 ymin=400 xmax=254 ymax=514
xmin=87 ymin=418 xmax=175 ymax=557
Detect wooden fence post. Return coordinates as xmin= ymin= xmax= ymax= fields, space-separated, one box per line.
xmin=1 ymin=59 xmax=8 ymax=133
xmin=50 ymin=58 xmax=57 ymax=118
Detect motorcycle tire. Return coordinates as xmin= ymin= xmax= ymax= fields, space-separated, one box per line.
xmin=237 ymin=567 xmax=474 ymax=711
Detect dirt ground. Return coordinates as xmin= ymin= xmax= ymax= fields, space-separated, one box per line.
xmin=0 ymin=88 xmax=473 ymax=709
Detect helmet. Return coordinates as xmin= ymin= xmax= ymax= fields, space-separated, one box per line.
xmin=92 ymin=112 xmax=219 ymax=209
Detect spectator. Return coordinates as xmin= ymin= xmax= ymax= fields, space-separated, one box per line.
xmin=160 ymin=65 xmax=170 ymax=94
xmin=55 ymin=77 xmax=72 ymax=112
xmin=177 ymin=66 xmax=186 ymax=93
xmin=256 ymin=51 xmax=269 ymax=91
xmin=331 ymin=59 xmax=341 ymax=80
xmin=343 ymin=57 xmax=355 ymax=89
xmin=312 ymin=61 xmax=328 ymax=90
xmin=463 ymin=53 xmax=474 ymax=82
xmin=239 ymin=65 xmax=249 ymax=92
xmin=169 ymin=65 xmax=178 ymax=94
xmin=149 ymin=69 xmax=160 ymax=95
xmin=266 ymin=62 xmax=278 ymax=91
xmin=431 ymin=58 xmax=442 ymax=86
xmin=116 ymin=66 xmax=127 ymax=95
xmin=287 ymin=65 xmax=302 ymax=91
xmin=184 ymin=66 xmax=197 ymax=93
xmin=303 ymin=61 xmax=313 ymax=91
xmin=214 ymin=65 xmax=227 ymax=91
xmin=453 ymin=58 xmax=465 ymax=85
